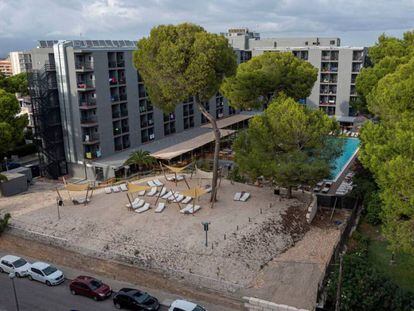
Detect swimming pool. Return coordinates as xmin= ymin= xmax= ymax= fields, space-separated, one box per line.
xmin=330 ymin=138 xmax=360 ymax=181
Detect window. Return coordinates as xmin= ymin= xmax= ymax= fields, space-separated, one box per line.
xmin=330 ymin=40 xmax=335 ymax=45
xmin=31 ymin=268 xmax=43 ymax=275
xmin=1 ymin=260 xmax=12 ymax=268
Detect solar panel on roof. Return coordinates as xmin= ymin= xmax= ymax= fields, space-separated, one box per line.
xmin=105 ymin=40 xmax=113 ymax=46
xmin=92 ymin=40 xmax=99 ymax=46
xmin=99 ymin=40 xmax=106 ymax=46
xmin=86 ymin=40 xmax=93 ymax=47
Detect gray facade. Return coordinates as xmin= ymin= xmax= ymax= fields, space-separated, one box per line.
xmin=30 ymin=40 xmax=236 ymax=171
xmin=223 ymin=28 xmax=366 ymax=117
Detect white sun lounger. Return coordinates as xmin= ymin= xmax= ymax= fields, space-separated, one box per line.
xmin=154 ymin=179 xmax=163 ymax=186
xmin=234 ymin=192 xmax=242 ymax=201
xmin=166 ymin=175 xmax=175 ymax=181
xmin=128 ymin=199 xmax=145 ymax=209
xmin=147 ymin=187 xmax=158 ymax=197
xmin=120 ymin=184 xmax=128 ymax=192
xmin=112 ymin=186 xmax=121 ymax=193
xmin=73 ymin=197 xmax=90 ymax=204
xmin=162 ymin=191 xmax=173 ymax=199
xmin=126 ymin=197 xmax=139 ymax=207
xmin=137 ymin=190 xmax=146 ymax=196
xmin=182 ymin=196 xmax=192 ymax=204
xmin=176 ymin=175 xmax=184 ymax=181
xmin=147 ymin=180 xmax=157 ymax=187
xmin=204 ymin=186 xmax=212 ymax=193
xmin=180 ymin=204 xmax=201 ymax=214
xmin=155 ymin=202 xmax=166 ymax=213
xmin=159 ymin=187 xmax=167 ymax=197
xmin=170 ymin=194 xmax=184 ymax=203
xmin=105 ymin=187 xmax=112 ymax=194
xmin=135 ymin=203 xmax=150 ymax=213
xmin=240 ymin=192 xmax=250 ymax=202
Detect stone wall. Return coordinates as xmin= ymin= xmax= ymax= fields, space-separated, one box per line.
xmin=306 ymin=194 xmax=318 ymax=224
xmin=243 ymin=297 xmax=309 ymax=311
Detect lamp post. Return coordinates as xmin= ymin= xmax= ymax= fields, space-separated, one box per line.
xmin=4 ymin=157 xmax=8 ymax=172
xmin=9 ymin=272 xmax=20 ymax=311
xmin=201 ymin=221 xmax=210 ymax=247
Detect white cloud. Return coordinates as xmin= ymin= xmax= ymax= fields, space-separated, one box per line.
xmin=0 ymin=0 xmax=414 ymax=55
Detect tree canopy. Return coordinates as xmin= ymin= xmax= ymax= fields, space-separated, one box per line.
xmin=133 ymin=23 xmax=237 ymax=201
xmin=0 ymin=89 xmax=28 ymax=155
xmin=0 ymin=73 xmax=29 ymax=95
xmin=124 ymin=150 xmax=156 ymax=169
xmin=358 ymin=30 xmax=414 ymax=254
xmin=221 ymin=52 xmax=318 ymax=109
xmin=233 ymin=96 xmax=341 ymax=197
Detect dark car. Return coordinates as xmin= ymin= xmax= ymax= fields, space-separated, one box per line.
xmin=113 ymin=288 xmax=160 ymax=310
xmin=69 ymin=275 xmax=112 ymax=301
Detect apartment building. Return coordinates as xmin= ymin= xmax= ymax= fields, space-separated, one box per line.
xmin=0 ymin=58 xmax=13 ymax=77
xmin=223 ymin=28 xmax=366 ymax=117
xmin=29 ymin=40 xmax=239 ymax=179
xmin=9 ymin=51 xmax=32 ymax=75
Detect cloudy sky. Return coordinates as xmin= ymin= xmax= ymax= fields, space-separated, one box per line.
xmin=1 ymin=0 xmax=414 ymax=57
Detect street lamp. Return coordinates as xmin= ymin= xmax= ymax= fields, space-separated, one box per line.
xmin=9 ymin=272 xmax=20 ymax=311
xmin=201 ymin=221 xmax=210 ymax=247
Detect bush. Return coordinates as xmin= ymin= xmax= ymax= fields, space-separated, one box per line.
xmin=0 ymin=213 xmax=11 ymax=235
xmin=1 ymin=143 xmax=37 ymax=159
xmin=228 ymin=165 xmax=246 ymax=183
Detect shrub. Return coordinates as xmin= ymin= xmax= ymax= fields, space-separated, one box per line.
xmin=0 ymin=213 xmax=11 ymax=235
xmin=365 ymin=191 xmax=383 ymax=225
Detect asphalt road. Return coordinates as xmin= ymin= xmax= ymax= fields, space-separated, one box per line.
xmin=0 ymin=273 xmax=168 ymax=311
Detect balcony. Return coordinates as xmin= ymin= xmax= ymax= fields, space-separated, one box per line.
xmin=79 ymin=99 xmax=97 ymax=110
xmin=77 ymin=82 xmax=95 ymax=91
xmin=76 ymin=61 xmax=94 ymax=71
xmin=108 ymin=61 xmax=125 ymax=69
xmin=84 ymin=150 xmax=101 ymax=159
xmin=80 ymin=116 xmax=98 ymax=127
xmin=82 ymin=134 xmax=100 ymax=145
xmin=45 ymin=62 xmax=56 ymax=71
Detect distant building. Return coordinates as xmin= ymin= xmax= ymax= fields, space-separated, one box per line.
xmin=0 ymin=58 xmax=13 ymax=77
xmin=9 ymin=51 xmax=32 ymax=75
xmin=223 ymin=28 xmax=366 ymax=118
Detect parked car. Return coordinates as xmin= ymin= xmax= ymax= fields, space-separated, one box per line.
xmin=0 ymin=255 xmax=31 ymax=277
xmin=169 ymin=299 xmax=206 ymax=311
xmin=69 ymin=275 xmax=112 ymax=301
xmin=113 ymin=288 xmax=159 ymax=310
xmin=27 ymin=261 xmax=64 ymax=286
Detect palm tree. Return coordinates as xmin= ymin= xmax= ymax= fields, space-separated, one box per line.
xmin=124 ymin=150 xmax=157 ymax=172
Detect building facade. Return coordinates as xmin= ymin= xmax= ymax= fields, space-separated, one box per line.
xmin=223 ymin=28 xmax=366 ymax=117
xmin=9 ymin=51 xmax=32 ymax=75
xmin=30 ymin=40 xmax=237 ymax=179
xmin=0 ymin=58 xmax=13 ymax=77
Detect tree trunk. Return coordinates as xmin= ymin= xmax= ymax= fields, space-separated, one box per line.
xmin=195 ymin=97 xmax=220 ymax=203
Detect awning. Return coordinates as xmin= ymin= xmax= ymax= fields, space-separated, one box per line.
xmin=151 ymin=129 xmax=235 ymax=160
xmin=201 ymin=113 xmax=255 ymax=129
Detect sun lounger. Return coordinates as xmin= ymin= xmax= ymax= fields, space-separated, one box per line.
xmin=176 ymin=175 xmax=184 ymax=181
xmin=135 ymin=203 xmax=150 ymax=213
xmin=147 ymin=180 xmax=157 ymax=187
xmin=137 ymin=190 xmax=146 ymax=196
xmin=182 ymin=196 xmax=192 ymax=204
xmin=166 ymin=175 xmax=175 ymax=181
xmin=162 ymin=191 xmax=173 ymax=199
xmin=204 ymin=186 xmax=212 ymax=193
xmin=180 ymin=204 xmax=195 ymax=213
xmin=154 ymin=179 xmax=163 ymax=186
xmin=240 ymin=192 xmax=250 ymax=202
xmin=105 ymin=187 xmax=112 ymax=194
xmin=112 ymin=186 xmax=121 ymax=193
xmin=147 ymin=187 xmax=158 ymax=197
xmin=72 ymin=198 xmax=90 ymax=204
xmin=128 ymin=199 xmax=145 ymax=209
xmin=234 ymin=192 xmax=242 ymax=201
xmin=155 ymin=202 xmax=166 ymax=213
xmin=120 ymin=184 xmax=128 ymax=192
xmin=126 ymin=197 xmax=139 ymax=207
xmin=159 ymin=187 xmax=167 ymax=197
xmin=180 ymin=204 xmax=201 ymax=214
xmin=170 ymin=194 xmax=184 ymax=203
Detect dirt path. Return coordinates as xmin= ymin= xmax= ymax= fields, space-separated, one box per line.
xmin=0 ymin=232 xmax=243 ymax=310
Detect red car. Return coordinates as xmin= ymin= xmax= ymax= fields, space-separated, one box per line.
xmin=69 ymin=275 xmax=112 ymax=301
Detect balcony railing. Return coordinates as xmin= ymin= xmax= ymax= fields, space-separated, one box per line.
xmin=80 ymin=116 xmax=98 ymax=126
xmin=75 ymin=61 xmax=94 ymax=71
xmin=119 ymin=94 xmax=127 ymax=101
xmin=77 ymin=82 xmax=95 ymax=90
xmin=83 ymin=134 xmax=100 ymax=144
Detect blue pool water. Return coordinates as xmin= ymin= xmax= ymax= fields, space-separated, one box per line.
xmin=330 ymin=138 xmax=360 ymax=180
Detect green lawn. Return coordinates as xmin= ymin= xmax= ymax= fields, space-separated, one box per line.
xmin=361 ymin=223 xmax=414 ymax=293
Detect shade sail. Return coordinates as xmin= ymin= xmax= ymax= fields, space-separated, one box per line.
xmin=163 ymin=162 xmax=192 ymax=173
xmin=65 ymin=183 xmax=90 ymax=191
xmin=180 ymin=186 xmax=208 ymax=198
xmin=127 ymin=183 xmax=151 ymax=193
